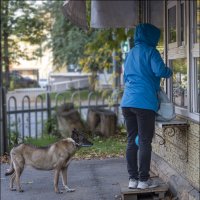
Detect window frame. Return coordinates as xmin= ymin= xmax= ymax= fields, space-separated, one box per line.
xmin=179 ymin=0 xmax=187 ymax=47
xmin=169 ymin=58 xmax=188 ymax=109
xmin=192 ymin=0 xmax=200 ymax=44
xmin=190 ymin=1 xmax=200 ymax=116
xmin=166 ymin=0 xmax=200 ymax=122
xmin=167 ymin=1 xmax=178 ymax=49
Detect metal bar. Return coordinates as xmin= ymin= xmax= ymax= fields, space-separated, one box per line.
xmin=71 ymin=91 xmax=82 ymax=113
xmin=46 ymin=92 xmax=51 ymax=121
xmin=2 ymin=88 xmax=8 ymax=152
xmin=7 ymin=107 xmax=49 ymax=114
xmin=0 ymin=1 xmax=4 ymax=154
xmin=7 ymin=97 xmax=11 ymax=146
xmin=35 ymin=95 xmax=45 ymax=138
xmin=40 ymin=96 xmax=44 ymax=137
xmin=7 ymin=103 xmax=120 ymax=113
xmin=35 ymin=101 xmax=38 ymax=138
xmin=88 ymin=91 xmax=98 ymax=107
xmin=35 ymin=96 xmax=39 ymax=139
xmin=6 ymin=88 xmax=121 ymax=143
xmin=22 ymin=96 xmax=31 ymax=141
xmin=28 ymin=100 xmax=31 ymax=138
xmin=7 ymin=96 xmax=18 ymax=146
xmin=55 ymin=93 xmax=65 ymax=108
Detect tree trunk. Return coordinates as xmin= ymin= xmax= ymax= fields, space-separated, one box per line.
xmin=3 ymin=1 xmax=10 ymax=90
xmin=88 ymin=71 xmax=97 ymax=91
xmin=87 ymin=107 xmax=100 ymax=131
xmin=99 ymin=111 xmax=117 ymax=137
xmin=56 ymin=103 xmax=86 ymax=138
xmin=87 ymin=107 xmax=117 ymax=137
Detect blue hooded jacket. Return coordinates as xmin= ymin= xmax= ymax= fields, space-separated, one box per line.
xmin=120 ymin=23 xmax=172 ymax=112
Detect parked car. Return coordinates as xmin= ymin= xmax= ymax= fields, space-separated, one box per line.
xmin=9 ymin=72 xmax=38 ymax=88
xmin=38 ymin=79 xmax=48 ymax=88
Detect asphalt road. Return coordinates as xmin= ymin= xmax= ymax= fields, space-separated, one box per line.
xmin=1 ymin=158 xmax=128 ymax=200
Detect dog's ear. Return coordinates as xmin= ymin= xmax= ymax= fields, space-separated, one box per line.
xmin=71 ymin=128 xmax=79 ymax=143
xmin=72 ymin=128 xmax=78 ymax=135
xmin=72 ymin=129 xmax=75 ymax=137
xmin=72 ymin=128 xmax=78 ymax=133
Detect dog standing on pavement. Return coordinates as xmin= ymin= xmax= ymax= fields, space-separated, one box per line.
xmin=5 ymin=129 xmax=93 ymax=193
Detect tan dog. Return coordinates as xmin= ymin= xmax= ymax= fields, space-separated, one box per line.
xmin=5 ymin=129 xmax=93 ymax=193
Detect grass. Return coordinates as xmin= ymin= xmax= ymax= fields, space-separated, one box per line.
xmin=2 ymin=127 xmax=127 ymax=164
xmin=21 ymin=132 xmax=127 ymax=160
xmin=24 ymin=135 xmax=60 ymax=147
xmin=74 ymin=134 xmax=127 ymax=160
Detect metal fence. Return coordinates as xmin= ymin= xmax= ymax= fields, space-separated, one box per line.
xmin=0 ymin=87 xmax=7 ymax=154
xmin=6 ymin=88 xmax=122 ymax=148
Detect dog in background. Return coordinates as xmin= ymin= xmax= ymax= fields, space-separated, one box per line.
xmin=5 ymin=129 xmax=93 ymax=193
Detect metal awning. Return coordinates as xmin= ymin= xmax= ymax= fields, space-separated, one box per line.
xmin=90 ymin=1 xmax=139 ymax=28
xmin=61 ymin=0 xmax=88 ymax=29
xmin=61 ymin=0 xmax=163 ymax=29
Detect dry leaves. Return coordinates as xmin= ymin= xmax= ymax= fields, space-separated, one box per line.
xmin=0 ymin=153 xmax=10 ymax=164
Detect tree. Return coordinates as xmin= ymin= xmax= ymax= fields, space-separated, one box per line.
xmin=79 ymin=28 xmax=133 ymax=90
xmin=1 ymin=0 xmax=47 ymax=89
xmin=41 ymin=1 xmax=134 ymax=91
xmin=41 ymin=1 xmax=95 ymax=70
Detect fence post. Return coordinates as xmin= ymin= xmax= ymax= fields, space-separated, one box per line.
xmin=0 ymin=87 xmax=3 ymax=155
xmin=0 ymin=87 xmax=8 ymax=155
xmin=46 ymin=90 xmax=52 ymax=133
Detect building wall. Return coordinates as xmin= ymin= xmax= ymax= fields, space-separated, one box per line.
xmin=152 ymin=119 xmax=200 ymax=191
xmin=11 ymin=42 xmax=53 ymax=80
xmin=151 ymin=0 xmax=200 ymax=193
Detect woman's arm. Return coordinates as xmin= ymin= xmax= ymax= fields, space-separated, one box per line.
xmin=150 ymin=49 xmax=173 ymax=78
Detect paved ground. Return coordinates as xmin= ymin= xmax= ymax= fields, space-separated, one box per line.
xmin=1 ymin=158 xmax=128 ymax=200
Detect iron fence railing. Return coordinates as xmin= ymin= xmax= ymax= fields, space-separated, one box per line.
xmin=0 ymin=87 xmax=7 ymax=154
xmin=6 ymin=89 xmax=121 ymax=148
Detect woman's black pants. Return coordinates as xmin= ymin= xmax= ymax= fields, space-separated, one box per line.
xmin=122 ymin=107 xmax=155 ymax=181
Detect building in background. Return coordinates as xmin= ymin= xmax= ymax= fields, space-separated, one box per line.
xmin=10 ymin=41 xmax=53 ymax=81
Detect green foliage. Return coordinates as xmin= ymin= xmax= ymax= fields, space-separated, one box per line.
xmin=41 ymin=1 xmax=134 ymax=76
xmin=1 ymin=1 xmax=47 ymax=65
xmin=43 ymin=114 xmax=59 ymax=136
xmin=1 ymin=0 xmax=48 ymax=90
xmin=9 ymin=130 xmax=20 ymax=148
xmin=7 ymin=112 xmax=127 ymax=159
xmin=79 ymin=28 xmax=133 ymax=72
xmin=7 ymin=120 xmax=21 ymax=150
xmin=25 ymin=135 xmax=60 ymax=147
xmin=75 ymin=132 xmax=127 ymax=159
xmin=172 ymin=58 xmax=187 ymax=74
xmin=41 ymin=1 xmax=94 ymax=69
xmin=8 ymin=131 xmax=127 ymax=159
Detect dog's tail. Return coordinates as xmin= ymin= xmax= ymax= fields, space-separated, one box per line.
xmin=5 ymin=161 xmax=14 ymax=176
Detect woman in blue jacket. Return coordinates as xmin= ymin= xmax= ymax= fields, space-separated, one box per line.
xmin=121 ymin=23 xmax=172 ymax=189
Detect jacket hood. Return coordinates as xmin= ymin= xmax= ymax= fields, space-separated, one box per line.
xmin=134 ymin=23 xmax=160 ymax=47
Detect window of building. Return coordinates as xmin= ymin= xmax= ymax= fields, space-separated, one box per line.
xmin=171 ymin=58 xmax=188 ymax=108
xmin=194 ymin=0 xmax=200 ymax=44
xmin=157 ymin=31 xmax=164 ymax=54
xmin=191 ymin=1 xmax=200 ymax=116
xmin=194 ymin=58 xmax=200 ymax=113
xmin=180 ymin=1 xmax=185 ymax=44
xmin=168 ymin=5 xmax=177 ymax=44
xmin=167 ymin=1 xmax=186 ymax=49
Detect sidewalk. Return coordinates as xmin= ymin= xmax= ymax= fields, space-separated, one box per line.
xmin=1 ymin=158 xmax=128 ymax=200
